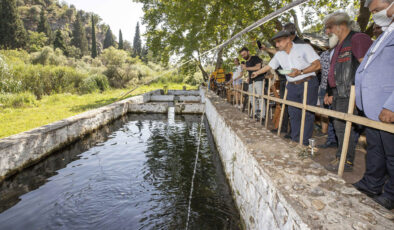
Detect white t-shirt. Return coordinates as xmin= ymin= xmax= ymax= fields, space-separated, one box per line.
xmin=269 ymin=43 xmax=320 ymax=82
xmin=233 ymin=65 xmax=242 ymax=80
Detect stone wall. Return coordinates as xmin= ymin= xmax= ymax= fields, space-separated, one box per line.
xmin=203 ymin=90 xmax=394 ymax=230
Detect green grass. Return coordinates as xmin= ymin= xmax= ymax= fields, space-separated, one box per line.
xmin=0 ymin=83 xmax=197 ymax=139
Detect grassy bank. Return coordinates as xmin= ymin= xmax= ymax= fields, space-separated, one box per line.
xmin=0 ymin=83 xmax=197 ymax=139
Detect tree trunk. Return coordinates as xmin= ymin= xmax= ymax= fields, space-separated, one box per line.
xmin=215 ymin=48 xmax=223 ymax=70
xmin=198 ymin=62 xmax=209 ymax=81
xmin=290 ymin=10 xmax=303 ymax=39
xmin=357 ymin=0 xmax=372 ymax=33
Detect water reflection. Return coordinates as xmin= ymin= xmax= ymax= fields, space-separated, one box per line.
xmin=0 ymin=114 xmax=240 ymax=230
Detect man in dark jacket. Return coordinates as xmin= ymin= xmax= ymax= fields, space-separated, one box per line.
xmin=323 ymin=12 xmax=373 ymax=172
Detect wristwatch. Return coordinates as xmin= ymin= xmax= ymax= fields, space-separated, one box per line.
xmin=300 ymin=70 xmax=304 ymax=75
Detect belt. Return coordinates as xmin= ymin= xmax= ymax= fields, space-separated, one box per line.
xmin=290 ymin=76 xmax=314 ymax=85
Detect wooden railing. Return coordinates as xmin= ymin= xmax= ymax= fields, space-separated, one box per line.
xmin=222 ymin=78 xmax=394 ymax=177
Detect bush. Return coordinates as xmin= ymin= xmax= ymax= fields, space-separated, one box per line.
xmin=31 ymin=46 xmax=68 ymax=65
xmin=0 ymin=92 xmax=37 ymax=108
xmin=0 ymin=55 xmax=23 ymax=93
xmin=78 ymin=74 xmax=109 ymax=94
xmin=12 ymin=64 xmax=88 ymax=98
xmin=100 ymin=47 xmax=135 ymax=88
xmin=27 ymin=31 xmax=48 ymax=53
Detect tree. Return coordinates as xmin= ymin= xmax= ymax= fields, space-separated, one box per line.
xmin=37 ymin=9 xmax=52 ymax=43
xmin=53 ymin=30 xmax=67 ymax=55
xmin=27 ymin=31 xmax=48 ymax=52
xmin=132 ymin=22 xmax=142 ymax=57
xmin=137 ymin=0 xmax=375 ymax=81
xmin=71 ymin=12 xmax=88 ymax=56
xmin=91 ymin=15 xmax=97 ymax=58
xmin=118 ymin=29 xmax=124 ymax=50
xmin=0 ymin=0 xmax=27 ymax=49
xmin=141 ymin=45 xmax=148 ymax=63
xmin=103 ymin=27 xmax=114 ymax=49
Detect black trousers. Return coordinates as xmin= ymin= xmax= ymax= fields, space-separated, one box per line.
xmin=279 ymin=80 xmax=289 ymax=133
xmin=332 ymin=90 xmax=357 ymax=163
xmin=358 ymin=128 xmax=394 ymax=199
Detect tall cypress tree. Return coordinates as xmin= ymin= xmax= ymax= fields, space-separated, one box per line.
xmin=53 ymin=30 xmax=67 ymax=55
xmin=71 ymin=12 xmax=88 ymax=56
xmin=91 ymin=15 xmax=97 ymax=58
xmin=0 ymin=0 xmax=27 ymax=49
xmin=132 ymin=22 xmax=142 ymax=57
xmin=103 ymin=27 xmax=114 ymax=49
xmin=118 ymin=29 xmax=124 ymax=50
xmin=37 ymin=9 xmax=52 ymax=42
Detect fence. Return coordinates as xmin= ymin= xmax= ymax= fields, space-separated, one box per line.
xmin=222 ymin=78 xmax=394 ymax=177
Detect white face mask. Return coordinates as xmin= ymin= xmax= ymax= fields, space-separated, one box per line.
xmin=373 ymin=2 xmax=394 ymax=30
xmin=328 ymin=33 xmax=339 ymax=48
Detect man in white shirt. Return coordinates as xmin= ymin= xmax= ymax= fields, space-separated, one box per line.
xmin=252 ymin=31 xmax=321 ymax=145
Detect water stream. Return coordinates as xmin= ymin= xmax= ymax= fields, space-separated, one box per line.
xmin=0 ymin=113 xmax=241 ymax=230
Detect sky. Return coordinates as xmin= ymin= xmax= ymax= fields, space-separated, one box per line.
xmin=63 ymin=0 xmax=145 ymax=43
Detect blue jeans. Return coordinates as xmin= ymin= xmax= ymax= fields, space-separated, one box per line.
xmin=287 ymin=77 xmax=319 ymax=145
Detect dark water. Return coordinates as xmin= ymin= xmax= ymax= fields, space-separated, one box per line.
xmin=0 ymin=113 xmax=241 ymax=230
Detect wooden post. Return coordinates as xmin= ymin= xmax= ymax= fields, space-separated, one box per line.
xmin=265 ymin=78 xmax=272 ymax=128
xmin=248 ymin=83 xmax=251 ymax=116
xmin=241 ymin=82 xmax=244 ymax=109
xmin=260 ymin=79 xmax=266 ymax=124
xmin=299 ymin=81 xmax=309 ymax=145
xmin=252 ymin=81 xmax=256 ymax=119
xmin=277 ymin=82 xmax=288 ymax=136
xmin=338 ymin=86 xmax=356 ymax=177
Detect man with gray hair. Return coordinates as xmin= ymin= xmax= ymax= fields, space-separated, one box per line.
xmin=353 ymin=0 xmax=394 ymax=210
xmin=323 ymin=11 xmax=373 ymax=172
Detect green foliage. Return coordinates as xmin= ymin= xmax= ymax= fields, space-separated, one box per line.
xmin=79 ymin=74 xmax=109 ymax=94
xmin=132 ymin=22 xmax=142 ymax=57
xmin=118 ymin=29 xmax=124 ymax=50
xmin=103 ymin=27 xmax=114 ymax=49
xmin=30 ymin=46 xmax=67 ymax=65
xmin=100 ymin=47 xmax=131 ymax=87
xmin=0 ymin=0 xmax=27 ymax=49
xmin=37 ymin=9 xmax=52 ymax=42
xmin=27 ymin=31 xmax=48 ymax=52
xmin=11 ymin=64 xmax=88 ymax=98
xmin=91 ymin=15 xmax=97 ymax=58
xmin=0 ymin=92 xmax=37 ymax=108
xmin=53 ymin=30 xmax=67 ymax=55
xmin=71 ymin=12 xmax=88 ymax=57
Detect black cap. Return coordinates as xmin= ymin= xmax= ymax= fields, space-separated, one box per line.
xmin=271 ymin=30 xmax=291 ymax=41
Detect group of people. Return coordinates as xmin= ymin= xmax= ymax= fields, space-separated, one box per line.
xmin=227 ymin=0 xmax=394 ymax=210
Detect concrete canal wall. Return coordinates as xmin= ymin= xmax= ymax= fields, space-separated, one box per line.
xmin=202 ymin=89 xmax=394 ymax=230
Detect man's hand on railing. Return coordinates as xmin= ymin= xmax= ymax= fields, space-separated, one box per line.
xmin=379 ymin=108 xmax=394 ymax=123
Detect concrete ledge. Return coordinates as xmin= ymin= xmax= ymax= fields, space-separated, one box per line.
xmin=168 ymin=90 xmax=200 ymax=96
xmin=175 ymin=103 xmax=204 ymax=114
xmin=203 ymin=90 xmax=394 ymax=230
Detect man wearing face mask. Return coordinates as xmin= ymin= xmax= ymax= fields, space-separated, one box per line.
xmin=353 ymin=0 xmax=394 ymax=210
xmin=323 ymin=12 xmax=373 ymax=172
